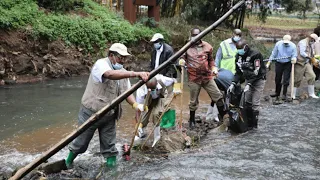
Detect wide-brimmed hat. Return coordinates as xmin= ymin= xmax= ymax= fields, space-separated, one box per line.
xmin=109 ymin=43 xmax=131 ymax=56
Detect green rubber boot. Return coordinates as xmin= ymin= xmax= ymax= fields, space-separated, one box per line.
xmin=106 ymin=156 xmax=117 ymax=168
xmin=65 ymin=151 xmax=77 ymax=169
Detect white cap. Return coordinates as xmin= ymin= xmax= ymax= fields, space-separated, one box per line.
xmin=310 ymin=33 xmax=319 ymax=41
xmin=283 ymin=35 xmax=291 ymax=43
xmin=109 ymin=43 xmax=131 ymax=56
xmin=150 ymin=33 xmax=164 ymax=42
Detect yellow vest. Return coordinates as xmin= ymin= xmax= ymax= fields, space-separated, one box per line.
xmin=220 ymin=40 xmax=237 ymax=74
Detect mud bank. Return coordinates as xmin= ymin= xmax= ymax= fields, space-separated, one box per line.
xmin=0 ymin=30 xmax=152 ymax=85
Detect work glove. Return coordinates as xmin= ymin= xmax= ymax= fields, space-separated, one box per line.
xmin=315 ymin=55 xmax=320 ymax=60
xmin=133 ymin=102 xmax=148 ymax=112
xmin=178 ymin=58 xmax=185 ymax=66
xmin=266 ymin=61 xmax=271 ymax=70
xmin=244 ymin=83 xmax=251 ymax=92
xmin=212 ymin=66 xmax=219 ymax=76
xmin=227 ymin=83 xmax=235 ymax=94
xmin=291 ymin=57 xmax=297 ymax=64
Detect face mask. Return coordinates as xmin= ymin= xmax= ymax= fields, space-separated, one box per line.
xmin=112 ymin=63 xmax=123 ymax=70
xmin=150 ymin=89 xmax=158 ymax=99
xmin=154 ymin=42 xmax=162 ymax=50
xmin=233 ymin=36 xmax=241 ymax=42
xmin=237 ymin=48 xmax=245 ymax=55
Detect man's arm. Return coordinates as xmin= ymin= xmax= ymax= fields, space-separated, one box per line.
xmin=298 ymin=41 xmax=308 ymax=58
xmin=292 ymin=44 xmax=298 ymax=58
xmin=215 ymin=47 xmax=222 ymax=68
xmin=269 ymin=43 xmax=278 ymax=60
xmin=104 ymin=70 xmax=149 ymax=81
xmin=247 ymin=53 xmax=264 ymax=84
xmin=165 ymin=47 xmax=177 ymax=78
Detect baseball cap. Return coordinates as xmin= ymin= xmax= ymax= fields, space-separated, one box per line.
xmin=283 ymin=35 xmax=291 ymax=43
xmin=150 ymin=33 xmax=164 ymax=42
xmin=109 ymin=43 xmax=131 ymax=56
xmin=310 ymin=33 xmax=319 ymax=41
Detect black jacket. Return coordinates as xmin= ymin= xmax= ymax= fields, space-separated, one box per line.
xmin=233 ymin=48 xmax=266 ymax=85
xmin=150 ymin=43 xmax=177 ymax=78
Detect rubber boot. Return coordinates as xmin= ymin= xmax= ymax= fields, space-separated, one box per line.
xmin=152 ymin=126 xmax=161 ymax=147
xmin=189 ymin=111 xmax=196 ymax=129
xmin=308 ymin=85 xmax=319 ymax=99
xmin=252 ymin=110 xmax=259 ymax=128
xmin=246 ymin=106 xmax=254 ymax=130
xmin=292 ymin=87 xmax=297 ymax=99
xmin=65 ymin=151 xmax=77 ymax=169
xmin=106 ymin=156 xmax=116 ymax=168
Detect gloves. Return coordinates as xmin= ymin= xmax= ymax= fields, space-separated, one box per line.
xmin=315 ymin=55 xmax=320 ymax=59
xmin=172 ymin=78 xmax=177 ymax=83
xmin=133 ymin=102 xmax=148 ymax=112
xmin=291 ymin=57 xmax=297 ymax=64
xmin=212 ymin=66 xmax=219 ymax=76
xmin=244 ymin=83 xmax=251 ymax=92
xmin=178 ymin=58 xmax=185 ymax=66
xmin=227 ymin=83 xmax=235 ymax=94
xmin=266 ymin=61 xmax=271 ymax=70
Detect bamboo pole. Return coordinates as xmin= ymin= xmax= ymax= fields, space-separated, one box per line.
xmin=10 ymin=1 xmax=246 ymax=179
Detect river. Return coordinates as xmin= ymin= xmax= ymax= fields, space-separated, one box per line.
xmin=0 ymin=74 xmax=319 ymax=179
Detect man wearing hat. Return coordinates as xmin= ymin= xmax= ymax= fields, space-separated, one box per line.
xmin=293 ymin=34 xmax=319 ymax=99
xmin=65 ymin=43 xmax=150 ymax=168
xmin=267 ymin=35 xmax=297 ymax=102
xmin=150 ymin=33 xmax=176 ymax=92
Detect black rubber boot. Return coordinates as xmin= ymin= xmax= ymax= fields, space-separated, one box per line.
xmin=252 ymin=110 xmax=259 ymax=128
xmin=246 ymin=106 xmax=254 ymax=130
xmin=189 ymin=111 xmax=195 ymax=129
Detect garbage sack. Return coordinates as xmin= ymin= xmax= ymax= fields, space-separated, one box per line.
xmin=228 ymin=108 xmax=248 ymax=133
xmin=160 ymin=109 xmax=176 ymax=128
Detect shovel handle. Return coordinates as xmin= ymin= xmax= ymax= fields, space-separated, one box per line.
xmin=291 ymin=64 xmax=295 ymax=99
xmin=141 ymin=94 xmax=176 ymax=149
xmin=127 ymin=90 xmax=151 ymax=153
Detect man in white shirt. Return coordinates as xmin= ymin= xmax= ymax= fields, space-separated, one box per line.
xmin=150 ymin=33 xmax=176 ymax=94
xmin=65 ymin=43 xmax=150 ymax=168
xmin=135 ymin=75 xmax=176 ymax=147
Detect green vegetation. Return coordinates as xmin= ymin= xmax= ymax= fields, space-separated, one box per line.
xmin=244 ymin=15 xmax=317 ymax=29
xmin=0 ymin=0 xmax=164 ymax=53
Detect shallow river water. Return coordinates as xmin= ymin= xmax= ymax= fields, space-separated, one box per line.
xmin=0 ymin=75 xmax=319 ymax=179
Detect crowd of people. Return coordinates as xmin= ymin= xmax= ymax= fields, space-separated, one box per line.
xmin=64 ymin=27 xmax=320 ymax=168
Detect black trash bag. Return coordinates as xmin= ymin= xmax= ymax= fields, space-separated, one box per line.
xmin=228 ymin=108 xmax=248 ymax=133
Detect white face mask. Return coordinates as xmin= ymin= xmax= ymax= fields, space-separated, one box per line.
xmin=154 ymin=42 xmax=162 ymax=50
xmin=233 ymin=36 xmax=241 ymax=42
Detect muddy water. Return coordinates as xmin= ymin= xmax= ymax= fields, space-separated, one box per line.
xmin=0 ymin=75 xmax=212 ymax=177
xmin=1 ymin=73 xmax=319 ymax=179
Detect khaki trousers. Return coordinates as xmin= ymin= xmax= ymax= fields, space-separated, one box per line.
xmin=294 ymin=63 xmax=316 ymax=87
xmin=141 ymin=97 xmax=168 ymax=127
xmin=188 ymin=79 xmax=223 ymax=111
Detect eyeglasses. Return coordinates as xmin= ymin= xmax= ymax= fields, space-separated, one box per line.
xmin=116 ymin=55 xmax=126 ymax=61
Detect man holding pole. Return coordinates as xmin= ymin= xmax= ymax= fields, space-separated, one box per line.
xmin=65 ymin=43 xmax=150 ymax=168
xmin=135 ymin=75 xmax=176 ymax=147
xmin=179 ymin=27 xmax=227 ymax=129
xmin=266 ymin=35 xmax=297 ymax=103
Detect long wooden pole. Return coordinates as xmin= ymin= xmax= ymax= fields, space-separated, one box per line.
xmin=179 ymin=67 xmax=184 ymax=129
xmin=10 ymin=1 xmax=245 ymax=179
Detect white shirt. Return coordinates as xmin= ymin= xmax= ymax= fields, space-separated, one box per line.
xmin=155 ymin=45 xmax=164 ymax=68
xmin=91 ymin=57 xmax=131 ymax=88
xmin=135 ymin=74 xmax=175 ymax=103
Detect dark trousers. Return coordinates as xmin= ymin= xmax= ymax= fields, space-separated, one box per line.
xmin=313 ymin=66 xmax=320 ymax=81
xmin=275 ymin=62 xmax=292 ymax=96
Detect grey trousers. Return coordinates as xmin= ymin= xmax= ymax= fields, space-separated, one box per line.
xmin=244 ymin=79 xmax=266 ymax=111
xmin=69 ymin=105 xmax=117 ymax=158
